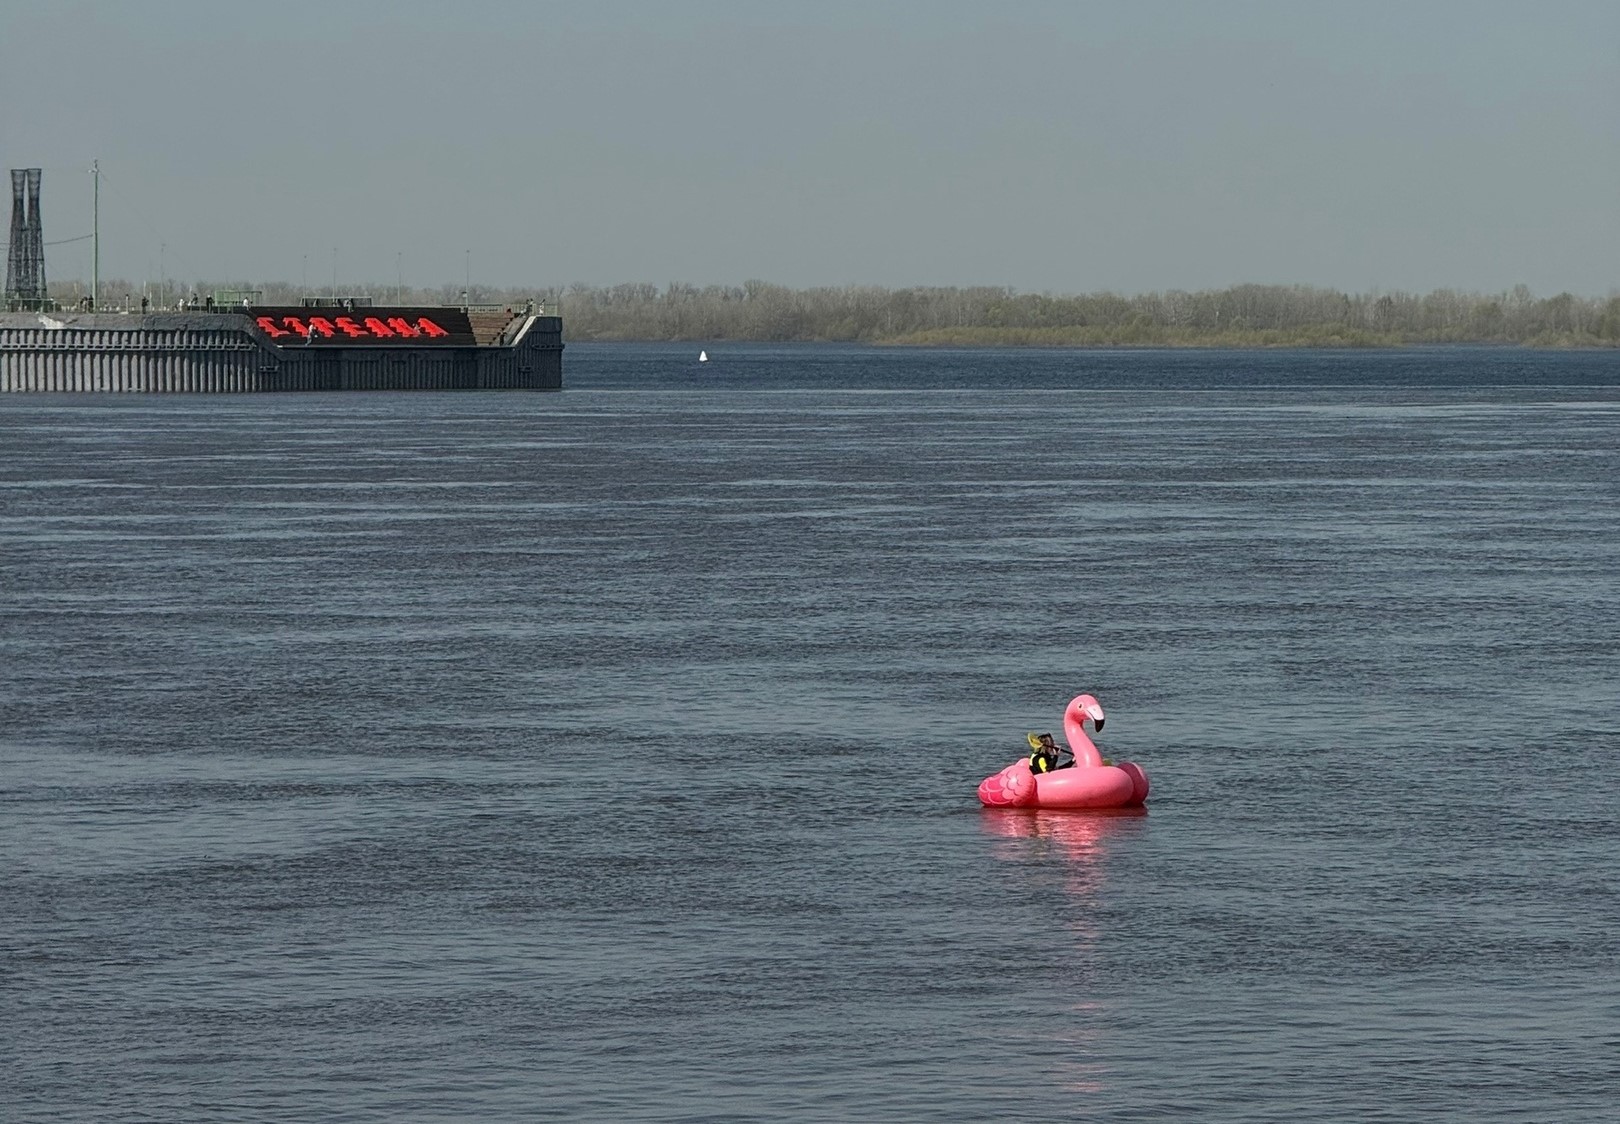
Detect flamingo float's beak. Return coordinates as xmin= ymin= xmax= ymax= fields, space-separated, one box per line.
xmin=1093 ymin=717 xmax=1105 ymax=731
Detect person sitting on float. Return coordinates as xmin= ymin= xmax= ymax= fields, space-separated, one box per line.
xmin=1026 ymin=731 xmax=1075 ymax=773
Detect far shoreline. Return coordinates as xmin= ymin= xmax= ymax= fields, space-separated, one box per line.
xmin=565 ymin=333 xmax=1617 ymax=350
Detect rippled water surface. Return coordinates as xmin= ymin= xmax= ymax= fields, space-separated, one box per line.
xmin=3 ymin=345 xmax=1618 ymax=1121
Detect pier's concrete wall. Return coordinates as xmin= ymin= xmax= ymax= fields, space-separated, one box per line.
xmin=0 ymin=311 xmax=563 ymax=392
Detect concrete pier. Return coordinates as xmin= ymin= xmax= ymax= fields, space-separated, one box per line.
xmin=0 ymin=308 xmax=563 ymax=392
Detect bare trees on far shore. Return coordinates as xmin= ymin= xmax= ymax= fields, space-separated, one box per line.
xmin=45 ymin=277 xmax=1620 ymax=346
xmin=549 ymin=281 xmax=1620 ymax=346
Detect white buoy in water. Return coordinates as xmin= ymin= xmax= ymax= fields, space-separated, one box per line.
xmin=698 ymin=350 xmax=708 ymax=363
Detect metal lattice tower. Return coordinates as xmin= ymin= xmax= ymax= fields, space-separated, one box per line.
xmin=4 ymin=171 xmax=25 ymax=301
xmin=5 ymin=168 xmax=48 ymax=308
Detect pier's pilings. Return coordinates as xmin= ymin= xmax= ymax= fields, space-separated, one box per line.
xmin=0 ymin=311 xmax=563 ymax=392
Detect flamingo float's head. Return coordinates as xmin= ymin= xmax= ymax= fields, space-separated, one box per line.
xmin=1071 ymin=693 xmax=1106 ymax=731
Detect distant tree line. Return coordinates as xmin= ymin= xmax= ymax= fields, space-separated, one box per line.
xmin=548 ymin=281 xmax=1620 ymax=347
xmin=47 ymin=277 xmax=1620 ymax=347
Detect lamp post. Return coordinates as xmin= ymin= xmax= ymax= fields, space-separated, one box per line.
xmin=91 ymin=159 xmax=99 ymax=310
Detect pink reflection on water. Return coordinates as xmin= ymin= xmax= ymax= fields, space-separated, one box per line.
xmin=980 ymin=807 xmax=1149 ymax=934
xmin=981 ymin=805 xmax=1147 ymax=864
xmin=981 ymin=808 xmax=1148 ymax=1099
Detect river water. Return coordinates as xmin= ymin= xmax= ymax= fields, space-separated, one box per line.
xmin=3 ymin=345 xmax=1617 ymax=1121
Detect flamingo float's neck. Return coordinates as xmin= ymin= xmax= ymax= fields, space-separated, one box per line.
xmin=1062 ymin=696 xmax=1106 ymax=768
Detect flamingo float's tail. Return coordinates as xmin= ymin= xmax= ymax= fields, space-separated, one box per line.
xmin=977 ymin=760 xmax=1037 ymax=807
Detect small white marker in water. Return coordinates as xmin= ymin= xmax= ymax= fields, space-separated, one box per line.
xmin=698 ymin=350 xmax=708 ymax=363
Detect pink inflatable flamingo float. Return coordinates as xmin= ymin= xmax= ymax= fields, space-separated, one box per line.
xmin=977 ymin=694 xmax=1150 ymax=810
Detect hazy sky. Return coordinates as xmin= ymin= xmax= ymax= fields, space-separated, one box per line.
xmin=3 ymin=0 xmax=1616 ymax=295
